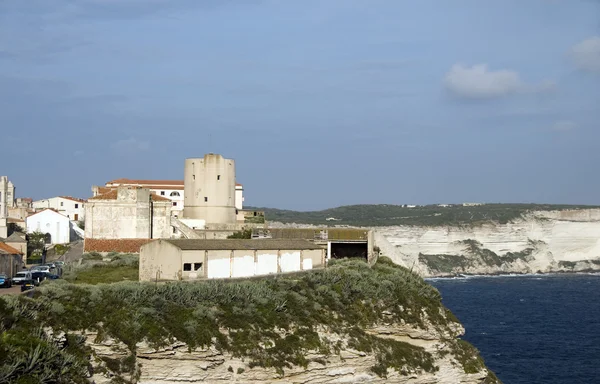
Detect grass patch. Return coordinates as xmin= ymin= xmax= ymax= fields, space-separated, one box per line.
xmin=65 ymin=264 xmax=139 ymax=284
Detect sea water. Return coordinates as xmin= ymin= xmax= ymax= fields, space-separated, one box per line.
xmin=429 ymin=274 xmax=600 ymax=384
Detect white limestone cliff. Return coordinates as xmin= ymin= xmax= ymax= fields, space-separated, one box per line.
xmin=85 ymin=317 xmax=496 ymax=384
xmin=374 ymin=209 xmax=600 ymax=277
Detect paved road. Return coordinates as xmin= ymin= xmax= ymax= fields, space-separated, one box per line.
xmin=61 ymin=240 xmax=84 ymax=263
xmin=0 ymin=286 xmax=22 ymax=295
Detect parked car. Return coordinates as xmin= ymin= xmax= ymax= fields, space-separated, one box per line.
xmin=20 ymin=279 xmax=37 ymax=292
xmin=54 ymin=261 xmax=65 ymax=267
xmin=0 ymin=274 xmax=12 ymax=288
xmin=12 ymin=271 xmax=32 ymax=285
xmin=31 ymin=271 xmax=47 ymax=284
xmin=31 ymin=265 xmax=51 ymax=274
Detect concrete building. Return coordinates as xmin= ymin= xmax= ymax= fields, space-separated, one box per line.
xmin=139 ymin=239 xmax=326 ymax=281
xmin=0 ymin=242 xmax=24 ymax=277
xmin=0 ymin=176 xmax=15 ymax=238
xmin=183 ymin=154 xmax=237 ymax=224
xmin=85 ymin=187 xmax=172 ymax=240
xmin=26 ymin=209 xmax=71 ymax=244
xmin=93 ymin=179 xmax=185 ymax=216
xmin=32 ymin=196 xmax=86 ymax=221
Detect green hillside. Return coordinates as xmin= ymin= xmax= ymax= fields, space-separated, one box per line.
xmin=250 ymin=203 xmax=599 ymax=227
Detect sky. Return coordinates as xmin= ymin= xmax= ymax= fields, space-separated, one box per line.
xmin=1 ymin=0 xmax=599 ymax=211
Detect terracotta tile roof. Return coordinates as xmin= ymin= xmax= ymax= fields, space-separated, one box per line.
xmin=88 ymin=188 xmax=171 ymax=202
xmin=236 ymin=183 xmax=243 ymax=187
xmin=0 ymin=242 xmax=24 ymax=255
xmin=28 ymin=208 xmax=68 ymax=218
xmin=84 ymin=238 xmax=154 ymax=253
xmin=107 ymin=179 xmax=184 ymax=186
xmin=59 ymin=196 xmax=86 ymax=203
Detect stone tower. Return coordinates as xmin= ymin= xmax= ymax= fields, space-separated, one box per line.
xmin=183 ymin=154 xmax=236 ymax=224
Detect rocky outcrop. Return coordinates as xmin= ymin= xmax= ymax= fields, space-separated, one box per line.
xmin=86 ymin=319 xmax=495 ymax=384
xmin=374 ymin=209 xmax=600 ymax=277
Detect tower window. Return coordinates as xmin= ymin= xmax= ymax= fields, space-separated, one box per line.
xmin=204 ymin=197 xmax=208 ymax=202
xmin=193 ymin=175 xmax=195 ymax=180
xmin=217 ymin=175 xmax=220 ymax=180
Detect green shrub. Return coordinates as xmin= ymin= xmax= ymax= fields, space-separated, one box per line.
xmin=1 ymin=257 xmax=491 ymax=381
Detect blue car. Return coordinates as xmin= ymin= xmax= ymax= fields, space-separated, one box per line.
xmin=0 ymin=274 xmax=12 ymax=288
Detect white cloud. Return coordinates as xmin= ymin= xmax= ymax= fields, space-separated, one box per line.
xmin=443 ymin=64 xmax=554 ymax=99
xmin=571 ymin=36 xmax=600 ymax=72
xmin=551 ymin=120 xmax=577 ymax=132
xmin=110 ymin=137 xmax=150 ymax=153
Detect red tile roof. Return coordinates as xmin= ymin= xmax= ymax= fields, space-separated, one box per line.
xmin=88 ymin=188 xmax=171 ymax=202
xmin=84 ymin=238 xmax=154 ymax=253
xmin=0 ymin=242 xmax=24 ymax=255
xmin=59 ymin=196 xmax=86 ymax=203
xmin=107 ymin=179 xmax=184 ymax=186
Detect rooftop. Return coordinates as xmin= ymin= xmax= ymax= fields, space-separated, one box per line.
xmin=84 ymin=238 xmax=154 ymax=253
xmin=88 ymin=188 xmax=172 ymax=202
xmin=160 ymin=238 xmax=324 ymax=251
xmin=107 ymin=178 xmax=184 ymax=186
xmin=0 ymin=242 xmax=24 ymax=255
xmin=59 ymin=196 xmax=86 ymax=203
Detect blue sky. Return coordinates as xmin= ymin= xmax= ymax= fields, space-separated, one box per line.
xmin=1 ymin=0 xmax=599 ymax=210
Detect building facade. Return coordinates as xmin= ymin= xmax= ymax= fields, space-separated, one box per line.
xmin=91 ymin=173 xmax=245 ymax=219
xmin=139 ymin=239 xmax=326 ymax=281
xmin=26 ymin=209 xmax=71 ymax=244
xmin=32 ymin=196 xmax=86 ymax=221
xmin=0 ymin=176 xmax=15 ymax=239
xmin=183 ymin=154 xmax=237 ymax=224
xmin=0 ymin=242 xmax=24 ymax=277
xmin=93 ymin=179 xmax=185 ymax=216
xmin=85 ymin=187 xmax=172 ymax=240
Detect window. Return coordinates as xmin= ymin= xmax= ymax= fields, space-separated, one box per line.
xmin=194 ymin=262 xmax=203 ymax=271
xmin=60 ymin=202 xmax=63 ymax=206
xmin=160 ymin=191 xmax=165 ymax=196
xmin=75 ymin=204 xmax=79 ymax=208
xmin=217 ymin=175 xmax=220 ymax=180
xmin=172 ymin=202 xmax=177 ymax=206
xmin=192 ymin=175 xmax=195 ymax=180
xmin=204 ymin=197 xmax=208 ymax=202
xmin=183 ymin=263 xmax=192 ymax=271
xmin=170 ymin=191 xmax=180 ymax=197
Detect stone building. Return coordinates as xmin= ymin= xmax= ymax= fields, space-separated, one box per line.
xmin=93 ymin=179 xmax=186 ymax=217
xmin=0 ymin=242 xmax=24 ymax=277
xmin=183 ymin=153 xmax=237 ymax=225
xmin=139 ymin=239 xmax=326 ymax=281
xmin=84 ymin=187 xmax=172 ymax=240
xmin=0 ymin=176 xmax=15 ymax=238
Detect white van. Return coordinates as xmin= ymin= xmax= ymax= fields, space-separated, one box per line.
xmin=12 ymin=271 xmax=32 ymax=285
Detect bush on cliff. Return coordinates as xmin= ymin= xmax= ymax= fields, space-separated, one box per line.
xmin=0 ymin=257 xmax=494 ymax=382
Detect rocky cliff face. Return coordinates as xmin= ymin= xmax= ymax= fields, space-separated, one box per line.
xmin=86 ymin=318 xmax=495 ymax=384
xmin=374 ymin=209 xmax=600 ymax=277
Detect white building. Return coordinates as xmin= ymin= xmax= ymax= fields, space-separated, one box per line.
xmin=32 ymin=196 xmax=86 ymax=221
xmin=26 ymin=209 xmax=71 ymax=244
xmin=235 ymin=183 xmax=244 ymax=210
xmin=92 ymin=178 xmax=244 ymax=218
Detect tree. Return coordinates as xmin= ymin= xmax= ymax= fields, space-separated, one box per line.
xmin=27 ymin=231 xmax=47 ymax=258
xmin=227 ymin=229 xmax=253 ymax=239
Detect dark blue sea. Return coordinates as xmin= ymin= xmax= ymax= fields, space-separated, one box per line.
xmin=428 ymin=274 xmax=600 ymax=384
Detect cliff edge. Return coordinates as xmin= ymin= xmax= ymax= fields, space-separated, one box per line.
xmin=374 ymin=209 xmax=600 ymax=277
xmin=0 ymin=258 xmax=500 ymax=383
